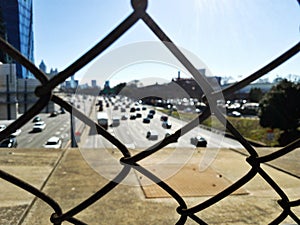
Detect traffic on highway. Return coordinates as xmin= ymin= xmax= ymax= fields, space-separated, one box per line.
xmin=83 ymin=95 xmax=243 ymax=150
xmin=0 ymin=94 xmax=243 ymax=150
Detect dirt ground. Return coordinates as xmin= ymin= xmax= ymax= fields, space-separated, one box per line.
xmin=0 ymin=147 xmax=299 ymax=225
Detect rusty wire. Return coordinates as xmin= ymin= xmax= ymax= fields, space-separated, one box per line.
xmin=0 ymin=0 xmax=299 ymax=224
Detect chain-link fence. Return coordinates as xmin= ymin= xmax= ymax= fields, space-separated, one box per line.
xmin=1 ymin=0 xmax=300 ymax=224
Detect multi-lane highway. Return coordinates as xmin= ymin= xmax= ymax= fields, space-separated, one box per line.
xmin=15 ymin=112 xmax=70 ymax=149
xmin=82 ymin=96 xmax=244 ymax=150
xmin=1 ymin=94 xmax=95 ymax=149
xmin=2 ymin=94 xmax=243 ymax=151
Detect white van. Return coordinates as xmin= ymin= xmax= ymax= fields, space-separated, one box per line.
xmin=111 ymin=117 xmax=120 ymax=127
xmin=146 ymin=130 xmax=158 ymax=140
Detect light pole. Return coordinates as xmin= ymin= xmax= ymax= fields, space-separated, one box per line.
xmin=70 ymin=103 xmax=78 ymax=147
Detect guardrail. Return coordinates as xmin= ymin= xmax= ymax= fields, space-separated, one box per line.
xmin=0 ymin=0 xmax=299 ymax=224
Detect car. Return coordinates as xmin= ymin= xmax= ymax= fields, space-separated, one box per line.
xmin=33 ymin=116 xmax=41 ymax=122
xmin=121 ymin=115 xmax=128 ymax=120
xmin=162 ymin=121 xmax=172 ymax=129
xmin=0 ymin=137 xmax=17 ymax=148
xmin=120 ymin=108 xmax=126 ymax=112
xmin=0 ymin=124 xmax=6 ymax=132
xmin=230 ymin=111 xmax=242 ymax=117
xmin=160 ymin=115 xmax=168 ymax=122
xmin=149 ymin=109 xmax=156 ymax=115
xmin=135 ymin=107 xmax=140 ymax=111
xmin=33 ymin=121 xmax=46 ymax=132
xmin=111 ymin=117 xmax=120 ymax=127
xmin=136 ymin=113 xmax=142 ymax=118
xmin=50 ymin=111 xmax=58 ymax=117
xmin=146 ymin=130 xmax=158 ymax=140
xmin=43 ymin=136 xmax=62 ymax=149
xmin=147 ymin=113 xmax=154 ymax=119
xmin=60 ymin=108 xmax=66 ymax=114
xmin=190 ymin=136 xmax=207 ymax=147
xmin=143 ymin=118 xmax=150 ymax=123
xmin=0 ymin=125 xmax=21 ymax=136
xmin=130 ymin=107 xmax=136 ymax=113
xmin=113 ymin=106 xmax=119 ymax=110
xmin=130 ymin=115 xmax=136 ymax=120
xmin=11 ymin=129 xmax=22 ymax=136
xmin=142 ymin=106 xmax=147 ymax=110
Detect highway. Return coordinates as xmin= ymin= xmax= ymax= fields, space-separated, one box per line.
xmin=2 ymin=94 xmax=243 ymax=151
xmin=81 ymin=96 xmax=244 ymax=150
xmin=15 ymin=112 xmax=70 ymax=149
xmin=1 ymin=94 xmax=95 ymax=149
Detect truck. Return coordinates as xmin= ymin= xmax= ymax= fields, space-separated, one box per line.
xmin=97 ymin=112 xmax=108 ymax=130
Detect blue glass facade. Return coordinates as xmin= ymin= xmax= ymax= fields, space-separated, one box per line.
xmin=0 ymin=0 xmax=34 ymax=78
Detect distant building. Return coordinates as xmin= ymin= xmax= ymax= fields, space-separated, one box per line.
xmin=104 ymin=80 xmax=110 ymax=89
xmin=17 ymin=78 xmax=54 ymax=113
xmin=38 ymin=60 xmax=58 ymax=79
xmin=222 ymin=81 xmax=274 ymax=100
xmin=39 ymin=60 xmax=46 ymax=73
xmin=172 ymin=70 xmax=222 ymax=99
xmin=122 ymin=69 xmax=222 ymax=101
xmin=91 ymin=80 xmax=97 ymax=88
xmin=0 ymin=62 xmax=55 ymax=119
xmin=0 ymin=63 xmax=17 ymax=119
xmin=0 ymin=0 xmax=34 ymax=79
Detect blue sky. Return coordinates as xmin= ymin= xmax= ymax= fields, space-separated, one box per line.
xmin=33 ymin=0 xmax=300 ymax=87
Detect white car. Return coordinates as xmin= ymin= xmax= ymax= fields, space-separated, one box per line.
xmin=11 ymin=129 xmax=22 ymax=136
xmin=0 ymin=124 xmax=6 ymax=132
xmin=0 ymin=124 xmax=21 ymax=136
xmin=43 ymin=136 xmax=62 ymax=149
xmin=33 ymin=121 xmax=46 ymax=132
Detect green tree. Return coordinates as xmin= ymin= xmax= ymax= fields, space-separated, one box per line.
xmin=248 ymin=87 xmax=263 ymax=102
xmin=259 ymin=79 xmax=300 ymax=146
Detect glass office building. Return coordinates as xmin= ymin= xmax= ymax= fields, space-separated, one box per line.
xmin=0 ymin=0 xmax=34 ymax=78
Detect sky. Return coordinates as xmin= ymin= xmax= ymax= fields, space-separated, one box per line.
xmin=33 ymin=0 xmax=300 ymax=87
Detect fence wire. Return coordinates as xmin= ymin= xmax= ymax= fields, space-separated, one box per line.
xmin=0 ymin=0 xmax=300 ymax=224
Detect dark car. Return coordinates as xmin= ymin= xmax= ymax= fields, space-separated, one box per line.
xmin=149 ymin=109 xmax=156 ymax=115
xmin=143 ymin=118 xmax=150 ymax=123
xmin=0 ymin=137 xmax=17 ymax=148
xmin=160 ymin=115 xmax=168 ymax=122
xmin=130 ymin=107 xmax=136 ymax=113
xmin=147 ymin=113 xmax=154 ymax=119
xmin=130 ymin=115 xmax=136 ymax=120
xmin=121 ymin=115 xmax=128 ymax=120
xmin=33 ymin=116 xmax=41 ymax=122
xmin=50 ymin=111 xmax=58 ymax=117
xmin=136 ymin=113 xmax=142 ymax=118
xmin=190 ymin=136 xmax=207 ymax=147
xmin=162 ymin=121 xmax=172 ymax=129
xmin=142 ymin=106 xmax=147 ymax=110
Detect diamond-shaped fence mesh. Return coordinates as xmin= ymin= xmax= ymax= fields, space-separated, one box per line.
xmin=0 ymin=0 xmax=300 ymax=224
